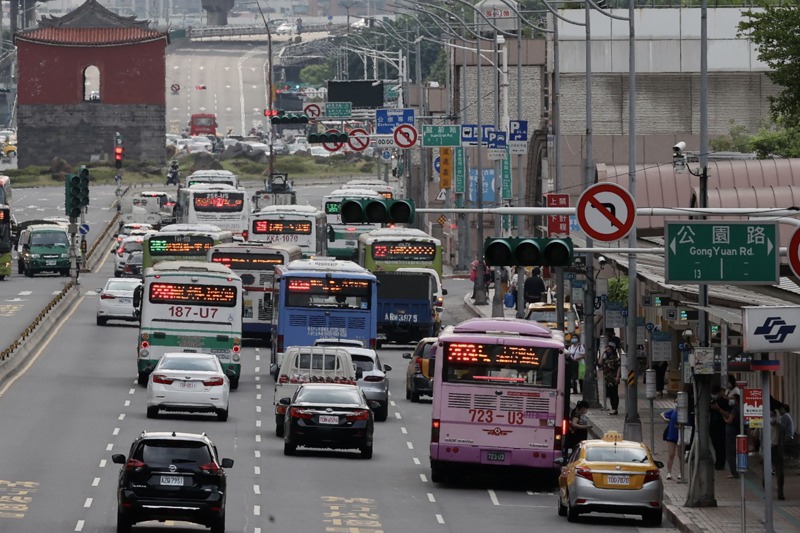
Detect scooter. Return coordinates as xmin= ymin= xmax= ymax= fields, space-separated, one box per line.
xmin=166 ymin=169 xmax=180 ymax=186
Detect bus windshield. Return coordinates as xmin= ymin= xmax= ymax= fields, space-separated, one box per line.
xmin=442 ymin=342 xmax=560 ymax=388
xmin=285 ymin=277 xmax=372 ymax=310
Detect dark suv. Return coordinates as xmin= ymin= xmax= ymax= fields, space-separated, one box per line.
xmin=403 ymin=337 xmax=437 ymax=402
xmin=112 ymin=431 xmax=233 ymax=533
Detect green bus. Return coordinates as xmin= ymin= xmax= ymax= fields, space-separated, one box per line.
xmin=357 ymin=228 xmax=443 ymax=279
xmin=142 ymin=223 xmax=233 ymax=269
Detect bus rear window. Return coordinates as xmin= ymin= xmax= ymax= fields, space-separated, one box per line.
xmin=149 ymin=282 xmax=238 ymax=307
xmin=442 ymin=342 xmax=559 ymax=387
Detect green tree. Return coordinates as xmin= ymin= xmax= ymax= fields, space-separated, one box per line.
xmin=299 ymin=64 xmax=333 ymax=86
xmin=607 ymin=277 xmax=628 ymax=306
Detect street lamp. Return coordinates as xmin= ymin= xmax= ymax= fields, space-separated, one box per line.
xmin=340 ymin=0 xmax=364 ymax=33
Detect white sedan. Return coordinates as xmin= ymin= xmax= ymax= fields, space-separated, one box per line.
xmin=96 ymin=278 xmax=141 ymax=326
xmin=146 ymin=352 xmax=230 ymax=421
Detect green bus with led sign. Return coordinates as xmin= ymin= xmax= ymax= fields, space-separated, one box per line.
xmin=142 ymin=224 xmax=233 ymax=269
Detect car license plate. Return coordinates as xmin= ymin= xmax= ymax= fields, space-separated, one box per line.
xmin=119 ymin=298 xmax=132 ymax=304
xmin=46 ymin=260 xmax=56 ymax=266
xmin=606 ymin=474 xmax=629 ymax=485
xmin=318 ymin=415 xmax=339 ymax=425
xmin=179 ymin=381 xmax=197 ymax=389
xmin=160 ymin=475 xmax=184 ymax=486
xmin=345 ymin=240 xmax=355 ymax=246
xmin=487 ymin=452 xmax=505 ymax=462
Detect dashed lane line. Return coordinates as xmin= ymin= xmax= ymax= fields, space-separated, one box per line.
xmin=74 ymin=519 xmax=85 ymax=531
xmin=420 ymin=474 xmax=428 ymax=483
xmin=84 ymin=498 xmax=92 ymax=508
xmin=401 ymin=427 xmax=407 ymax=434
xmin=406 ymin=441 xmax=414 ymax=450
xmin=92 ymin=477 xmax=100 ymax=487
xmin=99 ymin=459 xmax=107 ymax=468
xmin=427 ymin=493 xmax=436 ymax=503
xmin=436 ymin=514 xmax=445 ymax=524
xmin=413 ymin=457 xmax=421 ymax=465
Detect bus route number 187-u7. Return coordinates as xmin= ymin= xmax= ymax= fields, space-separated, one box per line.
xmin=168 ymin=306 xmax=219 ymax=319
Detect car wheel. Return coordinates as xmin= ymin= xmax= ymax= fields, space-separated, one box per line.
xmin=360 ymin=443 xmax=373 ymax=459
xmin=114 ymin=270 xmax=122 ymax=277
xmin=376 ymin=340 xmax=383 ymax=349
xmin=25 ymin=266 xmax=33 ymax=278
xmin=405 ymin=384 xmax=411 ymax=400
xmin=230 ymin=376 xmax=239 ymax=390
xmin=146 ymin=406 xmax=158 ymax=419
xmin=137 ymin=373 xmax=148 ymax=387
xmin=210 ymin=513 xmax=225 ymax=533
xmin=275 ymin=415 xmax=285 ymax=437
xmin=96 ymin=316 xmax=107 ymax=326
xmin=217 ymin=407 xmax=229 ymax=422
xmin=60 ymin=269 xmax=69 ymax=277
xmin=643 ymin=508 xmax=662 ymax=527
xmin=375 ymin=402 xmax=389 ymax=422
xmin=17 ymin=260 xmax=24 ymax=274
xmin=116 ymin=510 xmax=132 ymax=533
xmin=566 ymin=495 xmax=579 ymax=523
xmin=411 ymin=389 xmax=420 ymax=403
xmin=557 ymin=492 xmax=567 ymax=517
xmin=283 ymin=441 xmax=296 ymax=456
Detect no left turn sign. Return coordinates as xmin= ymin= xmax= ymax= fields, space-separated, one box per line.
xmin=576 ymin=182 xmax=636 ymax=242
xmin=304 ymin=103 xmax=321 ymax=118
xmin=347 ymin=128 xmax=370 ymax=152
xmin=394 ymin=124 xmax=418 ymax=149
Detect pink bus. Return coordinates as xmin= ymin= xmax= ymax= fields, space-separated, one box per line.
xmin=429 ymin=318 xmax=567 ymax=482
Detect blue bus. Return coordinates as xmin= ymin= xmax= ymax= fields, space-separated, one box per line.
xmin=270 ymin=258 xmax=378 ymax=376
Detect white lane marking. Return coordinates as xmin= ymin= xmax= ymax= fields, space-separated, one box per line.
xmin=106 ymin=443 xmax=113 ymax=451
xmin=256 ymin=420 xmax=262 ymax=427
xmin=413 ymin=457 xmax=421 ymax=465
xmin=99 ymin=459 xmax=107 ymax=468
xmin=256 ymin=406 xmax=262 ymax=413
xmin=407 ymin=441 xmax=414 ymax=450
xmin=255 ymin=450 xmax=261 ymax=458
xmin=254 ymin=466 xmax=261 ymax=475
xmin=255 ymin=366 xmax=260 ymax=373
xmin=113 ymin=427 xmax=120 ymax=436
xmin=395 ymin=412 xmax=402 ymax=420
xmin=436 ymin=514 xmax=445 ymax=524
xmin=255 ymin=376 xmax=260 ymax=381
xmin=128 ymin=388 xmax=135 ymax=395
xmin=124 ymin=400 xmax=131 ymax=407
xmin=18 ymin=291 xmax=32 ymax=296
xmin=256 ymin=384 xmax=262 ymax=390
xmin=75 ymin=520 xmax=85 ymax=531
xmin=488 ymin=489 xmax=500 ymax=506
xmin=401 ymin=427 xmax=408 ymax=434
xmin=420 ymin=474 xmax=428 ymax=483
xmin=427 ymin=493 xmax=436 ymax=503
xmin=256 ymin=393 xmax=262 ymax=400
xmin=84 ymin=498 xmax=92 ymax=508
xmin=256 ymin=354 xmax=261 ymax=361
xmin=390 ymin=400 xmax=396 ymax=407
xmin=255 ymin=348 xmax=260 ymax=352
xmin=254 ymin=485 xmax=261 ymax=495
xmin=92 ymin=477 xmax=100 ymax=487
xmin=118 ymin=414 xmax=125 ymax=421
xmin=256 ymin=435 xmax=262 ymax=443
xmin=254 ymin=505 xmax=261 ymax=516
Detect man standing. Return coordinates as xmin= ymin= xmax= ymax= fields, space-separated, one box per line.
xmin=602 ymin=343 xmax=621 ymax=415
xmin=523 ymin=267 xmax=546 ymax=305
xmin=568 ymin=336 xmax=586 ymax=394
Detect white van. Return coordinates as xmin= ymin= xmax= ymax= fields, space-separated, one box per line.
xmin=273 ymin=346 xmax=358 ymax=437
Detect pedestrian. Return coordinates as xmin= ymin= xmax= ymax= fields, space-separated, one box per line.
xmin=509 ymin=268 xmax=518 ymax=293
xmin=565 ymin=400 xmax=592 ymax=455
xmin=568 ymin=336 xmax=585 ymax=394
xmin=469 ymin=257 xmax=488 ymax=299
xmin=770 ymin=407 xmax=787 ymax=500
xmin=779 ymin=403 xmax=795 ymax=442
xmin=523 ymin=267 xmax=546 ymax=305
xmin=500 ymin=266 xmax=510 ymax=296
xmin=725 ymin=374 xmax=741 ymax=400
xmin=721 ymin=393 xmax=741 ymax=479
xmin=709 ymin=385 xmax=728 ymax=470
xmin=602 ymin=342 xmax=621 ymax=415
xmin=653 ymin=360 xmax=668 ymax=397
xmin=661 ymin=404 xmax=680 ymax=480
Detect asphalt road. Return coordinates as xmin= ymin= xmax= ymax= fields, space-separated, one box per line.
xmin=0 ymin=183 xmax=673 ymax=532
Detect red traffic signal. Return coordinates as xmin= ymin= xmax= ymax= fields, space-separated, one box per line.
xmin=196 ymin=85 xmax=207 ymax=90
xmin=114 ymin=146 xmax=124 ymax=169
xmin=264 ymin=109 xmax=279 ymax=117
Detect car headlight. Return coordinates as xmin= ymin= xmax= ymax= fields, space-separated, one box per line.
xmin=60 ymin=253 xmax=69 ymax=258
xmin=30 ymin=253 xmax=40 ymax=258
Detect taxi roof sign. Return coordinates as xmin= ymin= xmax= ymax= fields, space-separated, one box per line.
xmin=602 ymin=430 xmax=624 ymax=443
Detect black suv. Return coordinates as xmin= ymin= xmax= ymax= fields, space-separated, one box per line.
xmin=112 ymin=431 xmax=233 ymax=533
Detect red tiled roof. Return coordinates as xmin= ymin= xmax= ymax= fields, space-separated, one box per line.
xmin=17 ymin=27 xmax=165 ymax=46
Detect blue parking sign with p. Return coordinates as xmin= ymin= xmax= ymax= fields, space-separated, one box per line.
xmin=509 ymin=120 xmax=528 ymax=141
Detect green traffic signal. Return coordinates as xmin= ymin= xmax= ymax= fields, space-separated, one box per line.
xmin=65 ymin=174 xmax=82 ymax=218
xmin=78 ymin=167 xmax=90 ymax=207
xmin=484 ymin=237 xmax=573 ymax=267
xmin=340 ymin=198 xmax=415 ymax=224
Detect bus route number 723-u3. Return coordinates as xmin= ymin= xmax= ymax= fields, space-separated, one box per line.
xmin=469 ymin=409 xmax=525 ymax=425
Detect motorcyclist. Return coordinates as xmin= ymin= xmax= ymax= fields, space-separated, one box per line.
xmin=166 ymin=160 xmax=180 ymax=185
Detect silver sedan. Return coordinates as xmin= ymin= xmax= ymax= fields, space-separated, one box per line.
xmin=146 ymin=352 xmax=230 ymax=421
xmin=347 ymin=348 xmax=391 ymax=422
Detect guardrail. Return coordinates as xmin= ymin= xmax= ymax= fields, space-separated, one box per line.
xmin=188 ymin=23 xmax=341 ymax=40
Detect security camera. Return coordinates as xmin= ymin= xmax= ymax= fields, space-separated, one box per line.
xmin=673 ymin=141 xmax=686 ymax=153
xmin=598 ymin=255 xmax=607 ymax=267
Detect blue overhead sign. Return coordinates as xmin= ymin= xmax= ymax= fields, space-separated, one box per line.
xmin=487 ymin=130 xmax=507 ymax=149
xmin=461 ymin=124 xmax=478 ymax=144
xmin=375 ymin=108 xmax=415 ymax=134
xmin=509 ymin=120 xmax=528 ymax=142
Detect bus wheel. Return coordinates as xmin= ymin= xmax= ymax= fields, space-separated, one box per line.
xmin=137 ymin=373 xmax=148 ymax=387
xmin=230 ymin=376 xmax=239 ymax=390
xmin=431 ymin=463 xmax=445 ymax=483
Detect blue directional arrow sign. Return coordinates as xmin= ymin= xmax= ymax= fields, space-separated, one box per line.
xmin=375 ymin=108 xmax=415 ymax=134
xmin=461 ymin=124 xmax=478 ymax=145
xmin=509 ymin=120 xmax=528 ymax=141
xmin=433 ymin=156 xmax=441 ymax=173
xmin=79 ymin=223 xmax=90 ymax=235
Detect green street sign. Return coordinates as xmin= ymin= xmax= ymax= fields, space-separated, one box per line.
xmin=501 ymin=150 xmax=512 ymax=199
xmin=665 ymin=221 xmax=778 ymax=284
xmin=325 ymin=102 xmax=352 ymax=118
xmin=421 ymin=125 xmax=461 ymax=147
xmin=454 ymin=147 xmax=464 ymax=207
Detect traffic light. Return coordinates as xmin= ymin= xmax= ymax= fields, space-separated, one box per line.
xmin=78 ymin=167 xmax=90 ymax=207
xmin=114 ymin=146 xmax=124 ymax=169
xmin=340 ymin=198 xmax=415 ymax=224
xmin=271 ymin=111 xmax=308 ymax=125
xmin=264 ymin=109 xmax=279 ymax=117
xmin=308 ymin=132 xmax=348 ymax=144
xmin=65 ymin=173 xmax=82 ymax=218
xmin=484 ymin=237 xmax=573 ymax=267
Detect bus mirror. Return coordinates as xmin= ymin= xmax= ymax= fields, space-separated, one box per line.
xmin=133 ymin=285 xmax=143 ymax=308
xmin=442 ymin=288 xmax=448 ymax=296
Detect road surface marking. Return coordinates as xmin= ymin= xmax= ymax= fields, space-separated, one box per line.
xmin=401 ymin=427 xmax=407 ymax=434
xmin=92 ymin=477 xmax=100 ymax=487
xmin=254 ymin=485 xmax=261 ymax=495
xmin=407 ymin=441 xmax=414 ymax=449
xmin=420 ymin=474 xmax=428 ymax=483
xmin=118 ymin=414 xmax=125 ymax=420
xmin=112 ymin=427 xmax=120 ymax=436
xmin=99 ymin=459 xmax=107 ymax=468
xmin=488 ymin=489 xmax=500 ymax=506
xmin=75 ymin=520 xmax=84 ymax=531
xmin=436 ymin=514 xmax=445 ymax=524
xmin=105 ymin=443 xmax=113 ymax=451
xmin=84 ymin=498 xmax=92 ymax=508
xmin=413 ymin=457 xmax=421 ymax=465
xmin=124 ymin=400 xmax=130 ymax=407
xmin=427 ymin=493 xmax=436 ymax=503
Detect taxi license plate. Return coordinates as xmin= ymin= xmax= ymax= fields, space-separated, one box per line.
xmin=487 ymin=452 xmax=505 ymax=462
xmin=607 ymin=474 xmax=629 ymax=485
xmin=179 ymin=381 xmax=197 ymax=389
xmin=45 ymin=260 xmax=56 ymax=266
xmin=160 ymin=475 xmax=184 ymax=486
xmin=119 ymin=298 xmax=132 ymax=304
xmin=318 ymin=415 xmax=339 ymax=425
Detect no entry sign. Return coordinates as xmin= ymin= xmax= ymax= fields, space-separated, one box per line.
xmin=576 ymin=182 xmax=636 ymax=242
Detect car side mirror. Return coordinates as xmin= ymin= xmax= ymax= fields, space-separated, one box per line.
xmin=368 ymin=400 xmax=381 ymax=410
xmin=655 ymin=460 xmax=664 ymax=469
xmin=356 ymin=368 xmax=364 ymax=380
xmin=383 ymin=364 xmax=392 ymax=372
xmin=402 ymin=353 xmax=412 ymax=359
xmin=111 ymin=454 xmax=126 ymax=465
xmin=442 ymin=288 xmax=448 ymax=296
xmin=553 ymin=456 xmax=564 ymax=466
xmin=279 ymin=397 xmax=291 ymax=405
xmin=133 ymin=285 xmax=143 ymax=308
xmin=221 ymin=458 xmax=234 ymax=469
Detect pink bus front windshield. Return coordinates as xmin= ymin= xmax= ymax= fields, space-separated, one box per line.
xmin=430 ymin=332 xmax=567 ymax=476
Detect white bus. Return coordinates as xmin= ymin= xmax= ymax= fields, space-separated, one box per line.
xmin=134 ymin=261 xmax=244 ymax=388
xmin=185 ymin=169 xmax=239 ymax=188
xmin=247 ymin=205 xmax=326 ymax=258
xmin=322 ymin=188 xmax=383 ymax=261
xmin=208 ymin=242 xmax=303 ymax=342
xmin=343 ymin=179 xmax=397 ymax=199
xmin=175 ymin=184 xmax=249 ymax=236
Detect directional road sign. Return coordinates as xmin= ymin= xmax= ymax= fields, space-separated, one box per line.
xmin=375 ymin=108 xmax=415 ymax=134
xmin=576 ymin=182 xmax=636 ymax=242
xmin=461 ymin=124 xmax=478 ymax=145
xmin=422 ymin=125 xmax=461 ymax=147
xmin=325 ymin=102 xmax=352 ymax=118
xmin=665 ymin=221 xmax=778 ymax=284
xmin=79 ymin=223 xmax=90 ymax=235
xmin=394 ymin=124 xmax=418 ymax=149
xmin=487 ymin=130 xmax=507 ymax=161
xmin=347 ymin=128 xmax=370 ymax=152
xmin=304 ymin=103 xmax=321 ymax=118
xmin=509 ymin=119 xmax=528 ymax=155
xmin=433 ymin=156 xmax=441 ymax=173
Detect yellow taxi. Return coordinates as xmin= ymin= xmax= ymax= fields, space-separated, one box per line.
xmin=525 ymin=301 xmax=581 ymax=343
xmin=557 ymin=431 xmax=664 ymax=525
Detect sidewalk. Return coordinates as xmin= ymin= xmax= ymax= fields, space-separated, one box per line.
xmin=463 ymin=290 xmax=800 ymax=533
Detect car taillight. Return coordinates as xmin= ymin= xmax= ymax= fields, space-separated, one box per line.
xmin=278 ymin=375 xmax=289 ymax=384
xmin=289 ymin=407 xmax=313 ymax=419
xmin=576 ymin=467 xmax=594 ymax=481
xmin=152 ymin=374 xmax=175 ymax=385
xmin=414 ymin=356 xmax=422 ymax=373
xmin=363 ymin=375 xmax=384 ymax=382
xmin=123 ymin=265 xmax=132 ymax=273
xmin=431 ymin=419 xmax=440 ymax=442
xmin=369 ymin=338 xmax=376 ymax=349
xmin=125 ymin=459 xmax=145 ymax=471
xmin=345 ymin=410 xmax=370 ymax=421
xmin=242 ymin=230 xmax=248 ymax=241
xmin=117 ymin=248 xmax=124 ymax=257
xmin=643 ymin=469 xmax=661 ymax=483
xmin=277 ymin=335 xmax=284 ymax=353
xmin=200 ymin=462 xmax=221 ymax=474
xmin=100 ymin=293 xmax=116 ymax=300
xmin=203 ymin=376 xmax=225 ymax=386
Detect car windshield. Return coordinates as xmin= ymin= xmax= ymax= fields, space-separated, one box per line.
xmin=585 ymin=446 xmax=650 ymax=463
xmin=352 ymin=354 xmax=375 ymax=372
xmin=295 ymin=388 xmax=361 ymax=405
xmin=134 ymin=440 xmax=212 ymax=466
xmin=106 ymin=280 xmax=140 ymax=291
xmin=31 ymin=232 xmax=68 ymax=246
xmin=159 ymin=357 xmax=219 ymax=372
xmin=123 ymin=242 xmax=143 ymax=253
